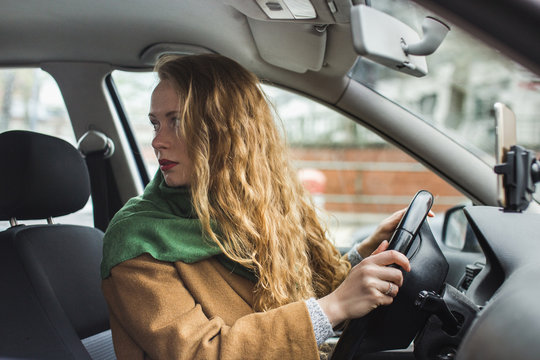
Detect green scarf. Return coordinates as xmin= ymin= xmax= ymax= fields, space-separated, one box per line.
xmin=101 ymin=171 xmax=256 ymax=282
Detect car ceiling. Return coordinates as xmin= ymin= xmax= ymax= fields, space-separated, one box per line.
xmin=2 ymin=0 xmax=260 ymax=67
xmin=1 ymin=0 xmax=359 ymax=102
xmin=3 ymin=0 xmax=538 ymax=96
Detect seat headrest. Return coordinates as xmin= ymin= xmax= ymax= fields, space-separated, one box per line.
xmin=0 ymin=130 xmax=90 ymax=220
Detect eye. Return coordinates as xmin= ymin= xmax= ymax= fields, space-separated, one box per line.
xmin=170 ymin=116 xmax=180 ymax=128
xmin=149 ymin=119 xmax=159 ymax=131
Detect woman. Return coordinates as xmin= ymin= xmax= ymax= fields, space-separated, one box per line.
xmin=101 ymin=54 xmax=410 ymax=359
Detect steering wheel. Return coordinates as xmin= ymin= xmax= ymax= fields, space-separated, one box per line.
xmin=330 ymin=190 xmax=449 ymax=359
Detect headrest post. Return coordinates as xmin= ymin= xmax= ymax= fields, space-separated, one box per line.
xmin=47 ymin=217 xmax=54 ymax=224
xmin=9 ymin=217 xmax=18 ymax=227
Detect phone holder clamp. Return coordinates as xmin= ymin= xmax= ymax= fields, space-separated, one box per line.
xmin=494 ymin=145 xmax=540 ymax=212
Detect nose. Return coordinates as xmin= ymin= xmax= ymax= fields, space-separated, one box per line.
xmin=151 ymin=126 xmax=172 ymax=151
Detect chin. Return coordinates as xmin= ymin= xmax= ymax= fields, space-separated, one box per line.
xmin=162 ymin=173 xmax=189 ymax=188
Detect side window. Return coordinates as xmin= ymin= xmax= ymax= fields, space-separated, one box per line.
xmin=263 ymin=85 xmax=467 ymax=248
xmin=0 ymin=68 xmax=93 ymax=229
xmin=0 ymin=69 xmax=72 ymax=140
xmin=111 ymin=71 xmax=467 ymax=248
xmin=111 ymin=71 xmax=158 ymax=176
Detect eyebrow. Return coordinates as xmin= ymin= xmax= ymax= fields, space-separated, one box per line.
xmin=148 ymin=110 xmax=179 ymax=118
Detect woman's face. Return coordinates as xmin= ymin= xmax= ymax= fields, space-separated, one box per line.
xmin=149 ymin=80 xmax=193 ymax=187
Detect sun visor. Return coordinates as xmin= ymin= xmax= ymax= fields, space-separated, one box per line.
xmin=224 ymin=0 xmax=355 ymax=73
xmin=248 ymin=19 xmax=327 ymax=73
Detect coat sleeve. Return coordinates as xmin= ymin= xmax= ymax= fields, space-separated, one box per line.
xmin=102 ymin=254 xmax=320 ymax=360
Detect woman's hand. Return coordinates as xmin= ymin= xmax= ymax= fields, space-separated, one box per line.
xmin=356 ymin=209 xmax=406 ymax=258
xmin=317 ymin=241 xmax=410 ymax=327
xmin=357 ymin=208 xmax=434 ymax=258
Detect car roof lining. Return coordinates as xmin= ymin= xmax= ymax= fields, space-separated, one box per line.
xmin=1 ymin=0 xmax=357 ymax=102
xmin=0 ymin=1 xmax=346 ymax=67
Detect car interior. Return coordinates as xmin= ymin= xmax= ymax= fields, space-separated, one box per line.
xmin=0 ymin=0 xmax=539 ymax=359
xmin=0 ymin=131 xmax=113 ymax=359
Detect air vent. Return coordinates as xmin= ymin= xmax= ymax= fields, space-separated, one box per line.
xmin=460 ymin=263 xmax=483 ymax=291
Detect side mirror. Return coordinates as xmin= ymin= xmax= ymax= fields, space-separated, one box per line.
xmin=442 ymin=205 xmax=480 ymax=252
xmin=350 ymin=5 xmax=449 ymax=77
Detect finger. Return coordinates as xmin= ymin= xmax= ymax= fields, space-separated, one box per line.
xmin=380 ymin=281 xmax=398 ymax=297
xmin=370 ymin=250 xmax=411 ymax=272
xmin=363 ymin=263 xmax=405 ymax=286
xmin=387 ymin=208 xmax=407 ymax=225
xmin=393 ymin=208 xmax=407 ymax=216
xmin=371 ymin=240 xmax=389 ymax=255
xmin=378 ymin=209 xmax=406 ymax=231
xmin=379 ymin=266 xmax=405 ymax=286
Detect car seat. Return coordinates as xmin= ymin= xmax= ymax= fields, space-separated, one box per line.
xmin=0 ymin=130 xmax=115 ymax=359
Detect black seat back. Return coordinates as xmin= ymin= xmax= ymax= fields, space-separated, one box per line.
xmin=0 ymin=130 xmax=114 ymax=359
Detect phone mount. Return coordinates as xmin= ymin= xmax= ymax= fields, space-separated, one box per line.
xmin=494 ymin=145 xmax=540 ymax=212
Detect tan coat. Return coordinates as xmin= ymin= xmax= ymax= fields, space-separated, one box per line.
xmin=102 ymin=253 xmax=320 ymax=359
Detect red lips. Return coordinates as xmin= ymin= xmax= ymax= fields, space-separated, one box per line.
xmin=158 ymin=159 xmax=178 ymax=171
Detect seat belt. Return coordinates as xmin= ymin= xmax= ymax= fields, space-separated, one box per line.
xmin=78 ymin=130 xmax=119 ymax=232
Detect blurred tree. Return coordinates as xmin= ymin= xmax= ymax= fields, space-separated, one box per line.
xmin=0 ymin=71 xmax=16 ymax=131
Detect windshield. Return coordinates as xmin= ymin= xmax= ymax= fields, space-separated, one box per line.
xmin=349 ymin=0 xmax=540 ymax=167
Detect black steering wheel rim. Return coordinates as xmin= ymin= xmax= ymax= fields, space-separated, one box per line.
xmin=330 ymin=190 xmax=449 ymax=360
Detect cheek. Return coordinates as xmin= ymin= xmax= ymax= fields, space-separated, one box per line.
xmin=179 ymin=141 xmax=190 ymax=161
xmin=184 ymin=154 xmax=194 ymax=175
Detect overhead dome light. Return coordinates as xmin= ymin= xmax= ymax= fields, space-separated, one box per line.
xmin=256 ymin=0 xmax=316 ymax=20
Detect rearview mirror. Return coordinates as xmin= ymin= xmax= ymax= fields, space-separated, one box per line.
xmin=350 ymin=5 xmax=449 ymax=77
